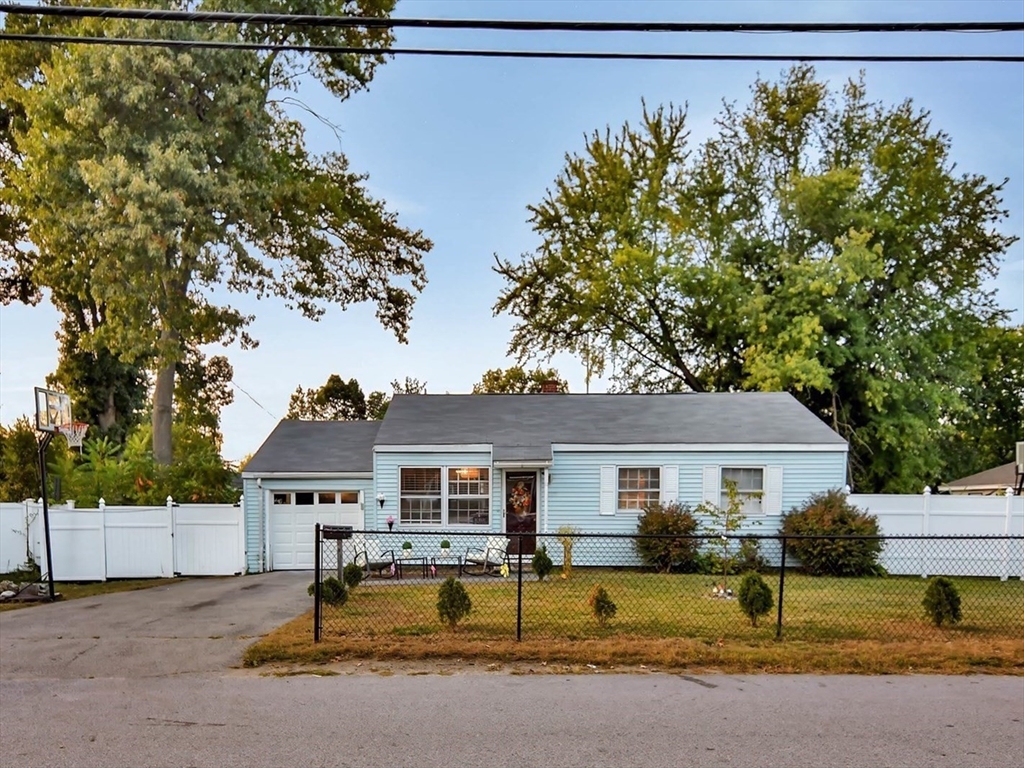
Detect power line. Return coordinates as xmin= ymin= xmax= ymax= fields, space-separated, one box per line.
xmin=2 ymin=5 xmax=1023 ymax=34
xmin=0 ymin=34 xmax=1020 ymax=63
xmin=230 ymin=380 xmax=277 ymax=422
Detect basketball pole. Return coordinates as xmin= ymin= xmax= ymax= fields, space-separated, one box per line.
xmin=36 ymin=432 xmax=56 ymax=601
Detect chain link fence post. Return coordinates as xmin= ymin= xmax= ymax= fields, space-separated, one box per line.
xmin=516 ymin=534 xmax=524 ymax=641
xmin=313 ymin=522 xmax=321 ymax=643
xmin=776 ymin=535 xmax=787 ymax=640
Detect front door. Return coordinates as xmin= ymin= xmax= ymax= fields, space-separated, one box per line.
xmin=505 ymin=471 xmax=537 ymax=556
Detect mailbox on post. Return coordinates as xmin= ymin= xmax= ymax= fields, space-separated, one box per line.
xmin=322 ymin=525 xmax=353 ymax=540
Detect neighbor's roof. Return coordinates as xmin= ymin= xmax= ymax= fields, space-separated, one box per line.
xmin=940 ymin=462 xmax=1017 ymax=492
xmin=375 ymin=392 xmax=846 ymax=461
xmin=243 ymin=420 xmax=380 ymax=475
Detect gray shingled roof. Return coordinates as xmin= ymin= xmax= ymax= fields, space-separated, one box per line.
xmin=243 ymin=420 xmax=379 ymax=474
xmin=375 ymin=392 xmax=845 ymax=460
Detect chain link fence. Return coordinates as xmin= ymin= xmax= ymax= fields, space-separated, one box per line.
xmin=313 ymin=527 xmax=1024 ymax=643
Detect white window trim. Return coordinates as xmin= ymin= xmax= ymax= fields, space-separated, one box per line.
xmin=616 ymin=466 xmax=662 ymax=514
xmin=399 ymin=465 xmax=492 ymax=528
xmin=720 ymin=465 xmax=766 ymax=517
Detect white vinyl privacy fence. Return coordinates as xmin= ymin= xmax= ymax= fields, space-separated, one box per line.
xmin=849 ymin=489 xmax=1023 ymax=579
xmin=0 ymin=497 xmax=244 ymax=580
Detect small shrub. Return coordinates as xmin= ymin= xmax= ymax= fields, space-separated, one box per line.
xmin=737 ymin=537 xmax=768 ymax=573
xmin=634 ymin=502 xmax=701 ymax=573
xmin=588 ymin=584 xmax=617 ymax=627
xmin=343 ymin=562 xmax=364 ymax=589
xmin=780 ymin=490 xmax=884 ymax=576
xmin=319 ymin=577 xmax=348 ymax=607
xmin=923 ymin=577 xmax=962 ymax=627
xmin=737 ymin=572 xmax=774 ymax=627
xmin=531 ymin=545 xmax=554 ymax=581
xmin=437 ymin=577 xmax=472 ymax=629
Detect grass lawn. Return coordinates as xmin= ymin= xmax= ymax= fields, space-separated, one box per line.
xmin=246 ymin=569 xmax=1024 ymax=674
xmin=0 ymin=577 xmax=188 ymax=611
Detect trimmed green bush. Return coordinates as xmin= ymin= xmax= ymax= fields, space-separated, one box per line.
xmin=588 ymin=584 xmax=617 ymax=627
xmin=635 ymin=502 xmax=701 ymax=573
xmin=780 ymin=490 xmax=884 ymax=576
xmin=343 ymin=562 xmax=364 ymax=589
xmin=437 ymin=577 xmax=472 ymax=629
xmin=531 ymin=545 xmax=554 ymax=581
xmin=923 ymin=577 xmax=962 ymax=627
xmin=737 ymin=572 xmax=774 ymax=627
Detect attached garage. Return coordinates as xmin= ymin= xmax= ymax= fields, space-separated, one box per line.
xmin=242 ymin=420 xmax=380 ymax=572
xmin=269 ymin=490 xmax=363 ymax=570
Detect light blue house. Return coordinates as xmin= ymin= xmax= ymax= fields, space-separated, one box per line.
xmin=241 ymin=392 xmax=848 ymax=572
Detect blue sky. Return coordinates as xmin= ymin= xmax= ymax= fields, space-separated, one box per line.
xmin=1 ymin=0 xmax=1022 ymax=462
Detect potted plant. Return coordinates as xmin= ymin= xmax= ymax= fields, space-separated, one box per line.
xmin=402 ymin=541 xmax=413 ymax=557
xmin=439 ymin=539 xmax=451 ymax=556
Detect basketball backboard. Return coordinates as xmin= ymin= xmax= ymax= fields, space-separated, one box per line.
xmin=34 ymin=387 xmax=72 ymax=433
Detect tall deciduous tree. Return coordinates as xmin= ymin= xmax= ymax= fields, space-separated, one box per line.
xmin=287 ymin=375 xmax=426 ymax=420
xmin=1 ymin=1 xmax=431 ymax=465
xmin=472 ymin=366 xmax=567 ymax=393
xmin=495 ymin=67 xmax=1016 ymax=492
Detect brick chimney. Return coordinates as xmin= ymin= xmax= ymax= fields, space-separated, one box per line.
xmin=540 ymin=379 xmax=562 ymax=394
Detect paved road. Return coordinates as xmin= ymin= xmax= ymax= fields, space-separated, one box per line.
xmin=2 ymin=575 xmax=1022 ymax=767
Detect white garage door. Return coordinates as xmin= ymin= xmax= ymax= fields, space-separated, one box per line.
xmin=270 ymin=491 xmax=364 ymax=570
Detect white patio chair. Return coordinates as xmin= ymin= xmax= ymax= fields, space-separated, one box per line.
xmin=463 ymin=536 xmax=510 ymax=575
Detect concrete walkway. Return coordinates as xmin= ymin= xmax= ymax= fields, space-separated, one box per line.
xmin=0 ymin=571 xmax=311 ymax=680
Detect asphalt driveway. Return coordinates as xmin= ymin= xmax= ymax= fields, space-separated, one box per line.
xmin=0 ymin=571 xmax=311 ymax=680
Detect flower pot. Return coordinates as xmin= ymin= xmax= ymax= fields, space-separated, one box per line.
xmin=387 ymin=521 xmax=394 ymax=531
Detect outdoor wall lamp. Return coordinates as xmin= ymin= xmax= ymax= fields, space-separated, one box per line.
xmin=377 ymin=493 xmax=386 ymax=509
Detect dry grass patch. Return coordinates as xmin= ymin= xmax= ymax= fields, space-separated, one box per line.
xmin=0 ymin=578 xmax=189 ymax=611
xmin=245 ymin=608 xmax=1024 ymax=675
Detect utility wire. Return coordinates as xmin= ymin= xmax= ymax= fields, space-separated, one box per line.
xmin=0 ymin=34 xmax=1020 ymax=63
xmin=2 ymin=5 xmax=1023 ymax=33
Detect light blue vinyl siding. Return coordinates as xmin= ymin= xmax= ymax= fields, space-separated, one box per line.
xmin=547 ymin=449 xmax=847 ymax=547
xmin=243 ymin=476 xmax=373 ymax=573
xmin=372 ymin=450 xmax=499 ymax=534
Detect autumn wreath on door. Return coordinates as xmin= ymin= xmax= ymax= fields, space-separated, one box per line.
xmin=510 ymin=481 xmax=532 ymax=518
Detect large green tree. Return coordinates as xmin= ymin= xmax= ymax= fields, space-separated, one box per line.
xmin=287 ymin=375 xmax=426 ymax=420
xmin=495 ymin=67 xmax=1017 ymax=492
xmin=1 ymin=1 xmax=431 ymax=465
xmin=472 ymin=366 xmax=568 ymax=393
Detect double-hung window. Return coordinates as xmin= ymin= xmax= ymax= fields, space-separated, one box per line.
xmin=618 ymin=467 xmax=661 ymax=511
xmin=399 ymin=466 xmax=490 ymax=526
xmin=400 ymin=468 xmax=442 ymax=525
xmin=721 ymin=467 xmax=764 ymax=515
xmin=447 ymin=468 xmax=490 ymax=525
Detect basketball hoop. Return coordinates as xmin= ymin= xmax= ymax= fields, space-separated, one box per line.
xmin=57 ymin=422 xmax=89 ymax=452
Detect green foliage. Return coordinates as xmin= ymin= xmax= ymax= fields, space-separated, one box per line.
xmin=634 ymin=502 xmax=701 ymax=573
xmin=494 ymin=65 xmax=1017 ymax=493
xmin=343 ymin=562 xmax=364 ymax=590
xmin=0 ymin=418 xmax=43 ymax=501
xmin=923 ymin=577 xmax=963 ymax=627
xmin=737 ymin=572 xmax=774 ymax=627
xmin=287 ymin=375 xmax=426 ymax=420
xmin=588 ymin=584 xmax=617 ymax=627
xmin=531 ymin=545 xmax=554 ymax=581
xmin=472 ymin=366 xmax=567 ymax=394
xmin=1 ymin=2 xmax=430 ymax=463
xmin=697 ymin=480 xmax=760 ymax=590
xmin=402 ymin=541 xmax=413 ymax=551
xmin=781 ymin=491 xmax=884 ymax=576
xmin=321 ymin=577 xmax=349 ymax=608
xmin=737 ymin=538 xmax=769 ymax=574
xmin=436 ymin=577 xmax=472 ymax=629
xmin=31 ymin=422 xmax=236 ymax=506
xmin=440 ymin=539 xmax=451 ymax=549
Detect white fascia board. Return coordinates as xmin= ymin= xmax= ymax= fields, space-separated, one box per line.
xmin=493 ymin=460 xmax=553 ymax=469
xmin=552 ymin=443 xmax=848 ymax=453
xmin=241 ymin=471 xmax=373 ymax=480
xmin=373 ymin=444 xmax=492 ymax=453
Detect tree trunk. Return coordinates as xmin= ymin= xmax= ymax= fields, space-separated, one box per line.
xmin=152 ymin=328 xmax=179 ymax=465
xmin=97 ymin=389 xmax=117 ymax=431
